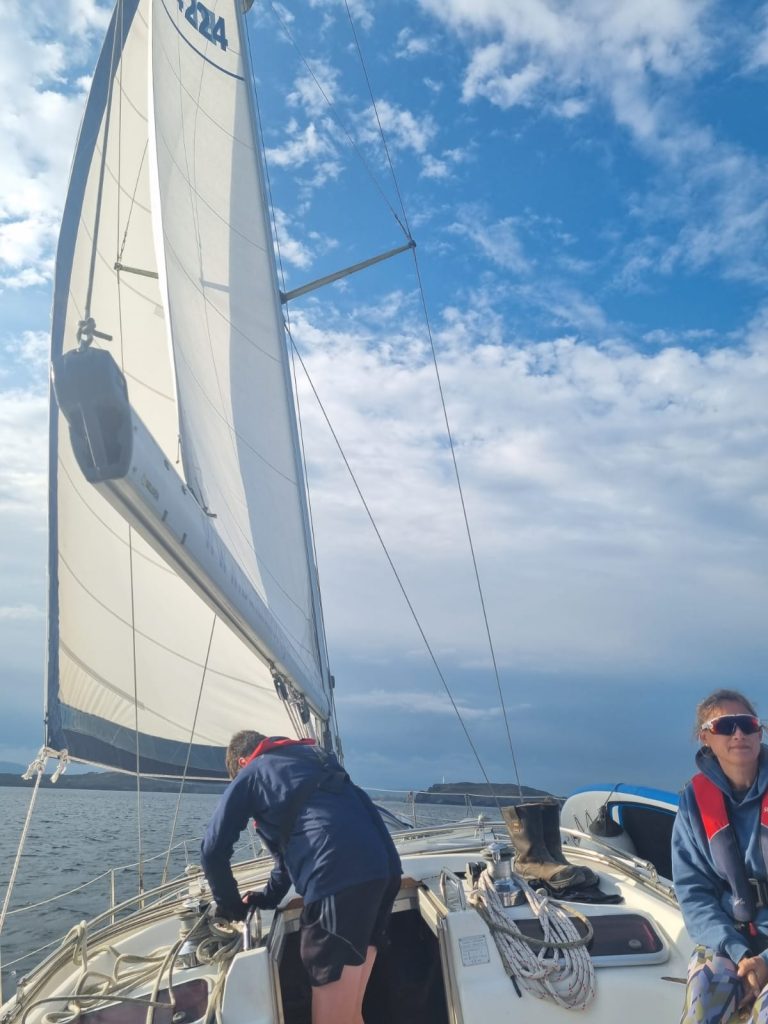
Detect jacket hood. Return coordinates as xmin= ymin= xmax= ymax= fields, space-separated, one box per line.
xmin=694 ymin=743 xmax=768 ymax=798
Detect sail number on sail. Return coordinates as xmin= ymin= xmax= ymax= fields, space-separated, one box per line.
xmin=177 ymin=0 xmax=228 ymax=51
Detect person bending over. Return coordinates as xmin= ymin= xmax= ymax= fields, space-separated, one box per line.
xmin=673 ymin=689 xmax=768 ymax=1023
xmin=201 ymin=730 xmax=402 ymax=1024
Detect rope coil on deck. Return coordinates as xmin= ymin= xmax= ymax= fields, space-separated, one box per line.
xmin=19 ymin=911 xmax=243 ymax=1024
xmin=468 ymin=870 xmax=596 ymax=1010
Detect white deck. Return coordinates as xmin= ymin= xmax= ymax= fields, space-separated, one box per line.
xmin=1 ymin=825 xmax=693 ymax=1024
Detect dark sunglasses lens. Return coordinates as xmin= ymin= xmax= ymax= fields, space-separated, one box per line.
xmin=711 ymin=715 xmax=761 ymax=736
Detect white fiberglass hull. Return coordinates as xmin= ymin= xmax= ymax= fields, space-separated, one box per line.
xmin=1 ymin=821 xmax=693 ymax=1024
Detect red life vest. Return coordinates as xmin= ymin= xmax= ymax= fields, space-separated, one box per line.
xmin=242 ymin=736 xmax=315 ymax=768
xmin=691 ymin=773 xmax=768 ymax=924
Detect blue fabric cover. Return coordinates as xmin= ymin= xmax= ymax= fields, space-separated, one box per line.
xmin=201 ymin=741 xmax=401 ymax=915
xmin=672 ymin=745 xmax=768 ymax=964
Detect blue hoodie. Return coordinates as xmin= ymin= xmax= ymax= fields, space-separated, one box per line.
xmin=200 ymin=740 xmax=401 ymax=917
xmin=672 ymin=745 xmax=768 ymax=964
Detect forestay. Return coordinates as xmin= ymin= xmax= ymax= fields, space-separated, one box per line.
xmin=47 ymin=0 xmax=330 ymax=779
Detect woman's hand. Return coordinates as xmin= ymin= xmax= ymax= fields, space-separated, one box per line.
xmin=737 ymin=955 xmax=768 ymax=1006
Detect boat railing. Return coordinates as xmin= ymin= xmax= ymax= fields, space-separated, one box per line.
xmin=0 ymin=786 xmax=517 ymax=999
xmin=0 ymin=838 xmax=238 ymax=1000
xmin=364 ymin=786 xmax=526 ymax=828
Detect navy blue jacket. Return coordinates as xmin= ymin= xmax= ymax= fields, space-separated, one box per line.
xmin=200 ymin=740 xmax=401 ymax=915
xmin=672 ymin=745 xmax=768 ymax=964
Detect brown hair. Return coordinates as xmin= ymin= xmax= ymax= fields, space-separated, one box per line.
xmin=225 ymin=730 xmax=266 ymax=779
xmin=694 ymin=689 xmax=758 ymax=738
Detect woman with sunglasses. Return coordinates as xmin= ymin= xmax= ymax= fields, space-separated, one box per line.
xmin=673 ymin=689 xmax=768 ymax=1023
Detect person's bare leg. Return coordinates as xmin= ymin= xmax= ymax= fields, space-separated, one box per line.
xmin=353 ymin=946 xmax=378 ymax=1024
xmin=311 ymin=962 xmax=366 ymax=1024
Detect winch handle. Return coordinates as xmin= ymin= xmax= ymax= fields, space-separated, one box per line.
xmin=243 ymin=905 xmax=262 ymax=950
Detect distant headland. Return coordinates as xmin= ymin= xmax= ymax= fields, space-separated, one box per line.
xmin=413 ymin=782 xmax=558 ymax=806
xmin=0 ymin=769 xmax=225 ymax=795
xmin=0 ymin=768 xmax=557 ymax=802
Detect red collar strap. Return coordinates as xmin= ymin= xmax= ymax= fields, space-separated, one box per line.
xmin=242 ymin=736 xmax=315 ymax=768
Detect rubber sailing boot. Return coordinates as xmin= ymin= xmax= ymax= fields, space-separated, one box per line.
xmin=501 ymin=803 xmax=586 ymax=891
xmin=540 ymin=797 xmax=599 ymax=888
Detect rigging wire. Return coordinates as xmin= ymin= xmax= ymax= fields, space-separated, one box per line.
xmin=286 ymin=332 xmax=506 ymax=813
xmin=341 ymin=0 xmax=524 ymax=791
xmin=266 ymin=1 xmax=410 ymax=241
xmin=161 ymin=615 xmax=218 ymax=885
xmin=265 ymin=0 xmax=524 ymax=794
xmin=127 ymin=527 xmax=145 ymax=897
xmin=409 ymin=248 xmax=525 ymax=797
xmin=341 ymin=0 xmax=412 ymax=240
xmin=0 ymin=757 xmax=46 ymax=1004
xmin=108 ymin=0 xmax=145 ymax=897
xmin=116 ymin=143 xmax=148 ymax=266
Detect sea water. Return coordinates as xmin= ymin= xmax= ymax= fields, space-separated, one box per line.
xmin=0 ymin=787 xmax=226 ymax=999
xmin=0 ymin=787 xmax=472 ymax=999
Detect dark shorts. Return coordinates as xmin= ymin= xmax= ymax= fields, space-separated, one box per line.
xmin=299 ymin=875 xmax=401 ymax=987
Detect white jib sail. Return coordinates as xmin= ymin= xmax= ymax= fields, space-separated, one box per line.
xmin=48 ymin=0 xmax=330 ymax=777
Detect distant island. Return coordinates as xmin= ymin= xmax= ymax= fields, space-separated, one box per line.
xmin=0 ymin=770 xmax=557 ymax=804
xmin=414 ymin=782 xmax=558 ymax=806
xmin=0 ymin=770 xmax=225 ymax=795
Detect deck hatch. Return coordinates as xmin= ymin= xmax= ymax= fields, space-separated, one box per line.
xmin=514 ymin=912 xmax=665 ymax=963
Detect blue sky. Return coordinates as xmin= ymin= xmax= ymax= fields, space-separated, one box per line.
xmin=1 ymin=0 xmax=768 ymax=796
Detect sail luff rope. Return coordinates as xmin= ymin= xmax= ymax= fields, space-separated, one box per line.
xmin=340 ymin=0 xmax=524 ymax=797
xmin=286 ymin=332 xmax=505 ymax=812
xmin=161 ymin=615 xmax=218 ymax=885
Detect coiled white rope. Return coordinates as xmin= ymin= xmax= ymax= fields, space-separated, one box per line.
xmin=468 ymin=870 xmax=596 ymax=1010
xmin=20 ymin=912 xmax=243 ymax=1024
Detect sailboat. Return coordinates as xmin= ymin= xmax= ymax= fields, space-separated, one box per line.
xmin=0 ymin=0 xmax=695 ymax=1019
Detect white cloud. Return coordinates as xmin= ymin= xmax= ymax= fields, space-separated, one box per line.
xmin=343 ymin=688 xmax=500 ymax=720
xmin=287 ymin=296 xmax=768 ymax=681
xmin=420 ymin=0 xmax=713 ymax=132
xmin=3 ymin=330 xmax=50 ymax=373
xmin=357 ymin=100 xmax=437 ymax=156
xmin=417 ymin=0 xmax=768 ymax=284
xmin=448 ymin=206 xmax=531 ymax=274
xmin=286 ymin=59 xmax=341 ymax=118
xmin=265 ymin=120 xmax=342 ymax=186
xmin=463 ymin=51 xmax=544 ymax=108
xmin=308 ymin=0 xmax=374 ymax=32
xmin=0 ymin=387 xmax=48 ymax=515
xmin=395 ymin=28 xmax=434 ymax=59
xmin=0 ymin=1 xmax=109 ymax=291
xmin=0 ymin=605 xmax=43 ymax=621
xmin=744 ymin=5 xmax=768 ymax=71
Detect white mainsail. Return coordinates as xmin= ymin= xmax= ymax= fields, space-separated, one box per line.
xmin=48 ymin=0 xmax=331 ymax=778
